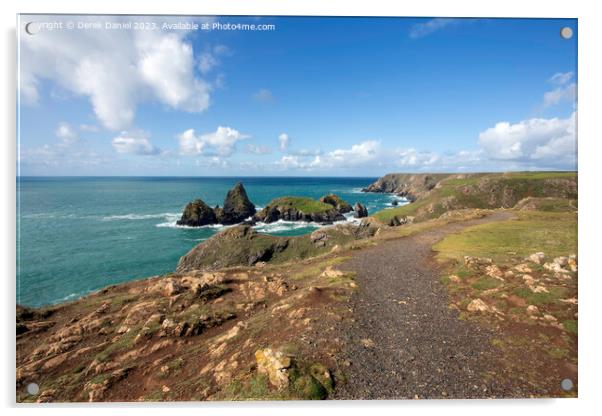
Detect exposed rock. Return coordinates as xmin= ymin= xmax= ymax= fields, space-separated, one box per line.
xmin=543 ymin=262 xmax=570 ymax=274
xmin=514 ymin=263 xmax=533 ymax=273
xmin=320 ymin=266 xmax=345 ymax=279
xmin=177 ymin=199 xmax=217 ymax=227
xmin=466 ymin=298 xmax=502 ymax=315
xmin=255 ymin=348 xmax=292 ymax=389
xmin=162 ymin=279 xmax=183 ymax=297
xmin=485 ymin=264 xmax=504 ymax=280
xmin=319 ymin=194 xmax=353 ymax=213
xmin=310 ymin=230 xmax=328 ymax=247
xmin=353 ymin=203 xmax=368 ymax=218
xmin=221 ymin=182 xmax=256 ymax=224
xmin=526 ymin=305 xmax=540 ymax=316
xmin=448 ymin=274 xmax=462 ymax=283
xmin=464 ymin=256 xmax=493 ymax=267
xmin=362 ymin=173 xmax=450 ymax=200
xmin=527 ymin=252 xmax=545 ymax=265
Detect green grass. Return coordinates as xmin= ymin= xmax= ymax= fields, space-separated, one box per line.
xmin=563 ymin=319 xmax=578 ymax=334
xmin=433 ymin=211 xmax=577 ymax=265
xmin=269 ymin=197 xmax=334 ymax=214
xmin=472 ymin=277 xmax=503 ymax=291
xmin=513 ymin=287 xmax=569 ymax=306
xmin=372 ymin=172 xmax=577 ymax=223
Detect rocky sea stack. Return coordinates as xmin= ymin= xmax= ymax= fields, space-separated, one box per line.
xmin=254 ymin=196 xmax=348 ymax=224
xmin=177 ymin=182 xmax=256 ymax=227
xmin=177 ymin=199 xmax=217 ymax=227
xmin=221 ymin=182 xmax=257 ymax=224
xmin=354 ymin=202 xmax=368 ymax=218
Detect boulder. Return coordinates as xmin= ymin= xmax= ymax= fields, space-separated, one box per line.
xmin=255 ymin=348 xmax=291 ymax=389
xmin=527 ymin=252 xmax=545 ymax=265
xmin=319 ymin=194 xmax=353 ymax=213
xmin=310 ymin=230 xmax=328 ymax=247
xmin=176 ymin=199 xmax=217 ymax=227
xmin=467 ymin=298 xmax=490 ymax=313
xmin=221 ymin=182 xmax=256 ymax=224
xmin=526 ymin=305 xmax=540 ymax=316
xmin=354 ymin=203 xmax=368 ymax=218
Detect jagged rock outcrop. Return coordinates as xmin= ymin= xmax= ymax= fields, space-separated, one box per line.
xmin=177 ymin=183 xmax=256 ymax=227
xmin=319 ymin=194 xmax=353 ymax=214
xmin=221 ymin=182 xmax=256 ymax=224
xmin=254 ymin=197 xmax=346 ymax=224
xmin=354 ymin=203 xmax=368 ymax=218
xmin=177 ymin=199 xmax=217 ymax=226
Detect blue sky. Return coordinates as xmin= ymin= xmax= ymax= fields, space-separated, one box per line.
xmin=18 ymin=16 xmax=577 ymax=176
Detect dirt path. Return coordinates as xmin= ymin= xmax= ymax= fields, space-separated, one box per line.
xmin=333 ymin=212 xmax=529 ymax=399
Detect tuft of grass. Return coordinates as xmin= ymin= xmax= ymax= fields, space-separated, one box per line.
xmin=563 ymin=319 xmax=578 ymax=334
xmin=293 ymin=375 xmax=328 ymax=400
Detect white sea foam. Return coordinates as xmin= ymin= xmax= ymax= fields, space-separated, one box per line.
xmin=155 ymin=213 xmax=233 ymax=229
xmin=253 ymin=220 xmax=322 ymax=233
xmin=103 ymin=212 xmax=180 ymax=221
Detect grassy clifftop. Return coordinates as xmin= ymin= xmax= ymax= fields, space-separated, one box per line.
xmin=372 ymin=172 xmax=577 ymax=224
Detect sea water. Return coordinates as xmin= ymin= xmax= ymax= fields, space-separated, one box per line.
xmin=17 ymin=177 xmax=408 ymax=307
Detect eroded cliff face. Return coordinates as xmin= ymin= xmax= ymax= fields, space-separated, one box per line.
xmin=362 ymin=173 xmax=456 ymax=200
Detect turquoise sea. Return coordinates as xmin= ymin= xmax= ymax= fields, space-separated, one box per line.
xmin=17 ymin=177 xmax=408 ymax=307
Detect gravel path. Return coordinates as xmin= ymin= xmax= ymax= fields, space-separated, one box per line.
xmin=334 ymin=212 xmax=527 ymax=399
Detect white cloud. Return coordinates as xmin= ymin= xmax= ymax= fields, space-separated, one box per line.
xmin=289 ymin=149 xmax=322 ymax=157
xmin=548 ymin=71 xmax=574 ymax=85
xmin=245 ymin=144 xmax=272 ymax=155
xmin=137 ymin=33 xmax=210 ymax=113
xmin=20 ymin=16 xmax=213 ymax=130
xmin=409 ymin=18 xmax=461 ymax=39
xmin=543 ymin=83 xmax=576 ymax=108
xmin=55 ymin=122 xmax=78 ymax=146
xmin=198 ymin=52 xmax=219 ymax=74
xmin=280 ymin=140 xmax=386 ymax=171
xmin=253 ymin=89 xmax=274 ymax=102
xmin=278 ymin=133 xmax=291 ymax=152
xmin=396 ymin=148 xmax=440 ymax=166
xmin=177 ymin=126 xmax=249 ymax=157
xmin=478 ymin=112 xmax=576 ymax=166
xmin=198 ymin=44 xmax=231 ymax=74
xmin=112 ymin=130 xmax=160 ymax=155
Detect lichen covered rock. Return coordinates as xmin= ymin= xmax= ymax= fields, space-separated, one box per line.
xmin=255 ymin=348 xmax=291 ymax=389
